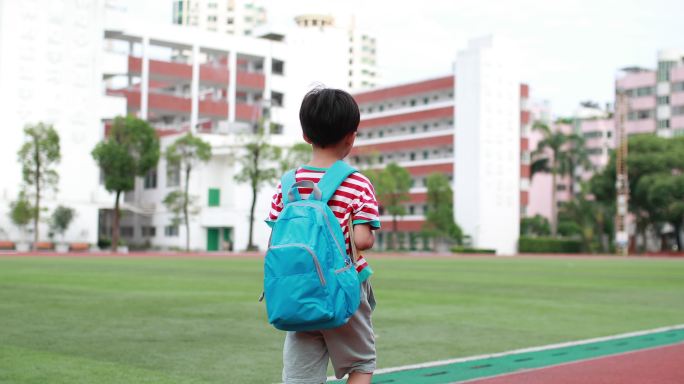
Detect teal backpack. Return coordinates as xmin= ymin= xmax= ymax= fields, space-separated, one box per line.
xmin=263 ymin=160 xmax=361 ymax=331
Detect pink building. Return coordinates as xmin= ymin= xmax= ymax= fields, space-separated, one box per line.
xmin=616 ymin=49 xmax=684 ymax=138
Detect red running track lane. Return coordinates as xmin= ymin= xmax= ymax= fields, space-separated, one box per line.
xmin=465 ymin=342 xmax=684 ymax=384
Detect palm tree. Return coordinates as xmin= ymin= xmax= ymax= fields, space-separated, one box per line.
xmin=530 ymin=121 xmax=568 ymax=236
xmin=558 ymin=134 xmax=593 ymax=197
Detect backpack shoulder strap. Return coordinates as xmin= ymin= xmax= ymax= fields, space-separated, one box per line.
xmin=280 ymin=169 xmax=297 ymax=205
xmin=318 ymin=160 xmax=357 ymax=203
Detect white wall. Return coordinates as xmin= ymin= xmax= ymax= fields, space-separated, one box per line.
xmin=455 ymin=36 xmax=521 ymax=255
xmin=0 ymin=0 xmax=113 ymax=244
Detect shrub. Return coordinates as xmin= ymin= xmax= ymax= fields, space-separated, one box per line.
xmin=518 ymin=236 xmax=582 ymax=253
xmin=451 ymin=246 xmax=496 ymax=254
xmin=97 ymin=237 xmax=111 ymax=249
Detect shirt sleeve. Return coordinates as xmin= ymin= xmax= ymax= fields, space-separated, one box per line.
xmin=351 ymin=174 xmax=381 ymax=230
xmin=265 ymin=182 xmax=283 ymax=228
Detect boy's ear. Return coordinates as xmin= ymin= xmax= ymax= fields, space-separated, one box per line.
xmin=345 ymin=131 xmax=357 ymax=146
xmin=302 ymin=134 xmax=312 ymax=144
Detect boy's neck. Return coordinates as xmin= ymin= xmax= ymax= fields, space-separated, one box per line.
xmin=307 ymin=146 xmax=346 ymax=169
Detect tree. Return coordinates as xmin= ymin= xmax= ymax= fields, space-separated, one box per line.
xmin=558 ymin=184 xmax=612 ymax=253
xmin=590 ymin=134 xmax=684 ymax=252
xmin=164 ymin=133 xmax=212 ymax=251
xmin=423 ymin=173 xmax=462 ymax=249
xmin=637 ymin=173 xmax=684 ymax=251
xmin=92 ymin=116 xmax=160 ymax=251
xmin=280 ymin=143 xmax=312 ymax=173
xmin=558 ymin=134 xmax=592 ymax=196
xmin=367 ymin=162 xmax=411 ymax=249
xmin=234 ymin=124 xmax=282 ymax=251
xmin=9 ymin=192 xmax=34 ymax=241
xmin=520 ymin=215 xmax=551 ymax=236
xmin=531 ymin=122 xmax=588 ymax=235
xmin=17 ymin=123 xmax=61 ymax=249
xmin=49 ymin=206 xmax=75 ymax=242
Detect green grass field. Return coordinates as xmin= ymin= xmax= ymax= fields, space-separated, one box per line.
xmin=1 ymin=255 xmax=683 ymax=384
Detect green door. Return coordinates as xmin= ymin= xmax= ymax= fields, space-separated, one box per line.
xmin=222 ymin=227 xmax=233 ymax=251
xmin=207 ymin=228 xmax=219 ymax=251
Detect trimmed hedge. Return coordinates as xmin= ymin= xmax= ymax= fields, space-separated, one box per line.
xmin=451 ymin=246 xmax=497 ymax=254
xmin=518 ymin=236 xmax=582 ymax=253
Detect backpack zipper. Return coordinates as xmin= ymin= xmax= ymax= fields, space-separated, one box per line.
xmin=268 ymin=243 xmax=326 ymax=286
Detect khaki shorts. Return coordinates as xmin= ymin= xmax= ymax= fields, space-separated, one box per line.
xmin=282 ymin=280 xmax=376 ymax=384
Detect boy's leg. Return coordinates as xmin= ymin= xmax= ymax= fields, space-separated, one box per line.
xmin=322 ymin=280 xmax=376 ymax=380
xmin=282 ymin=331 xmax=329 ymax=384
xmin=347 ymin=372 xmax=372 ymax=384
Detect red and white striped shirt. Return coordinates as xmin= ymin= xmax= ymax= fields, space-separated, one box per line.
xmin=266 ymin=165 xmax=381 ymax=257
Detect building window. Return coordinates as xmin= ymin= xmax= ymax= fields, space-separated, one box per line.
xmin=673 ymin=82 xmax=684 ymax=92
xmin=142 ymin=226 xmax=156 ymax=237
xmin=423 ymin=97 xmax=429 ymax=104
xmin=208 ymin=188 xmax=220 ymax=207
xmin=410 ymin=100 xmax=416 ymax=107
xmin=144 ymin=168 xmax=157 ymax=189
xmin=120 ymin=226 xmax=134 ymax=237
xmin=423 ymin=150 xmax=429 ymax=160
xmin=556 ymin=184 xmax=567 ymax=191
xmin=226 ymin=17 xmax=234 ymax=24
xmin=672 ymin=105 xmax=684 ymax=116
xmin=271 ymin=91 xmax=284 ymax=107
xmin=410 ymin=126 xmax=416 ymax=133
xmin=628 ymin=109 xmax=654 ymax=121
xmin=207 ymin=15 xmax=217 ymax=22
xmin=409 ymin=205 xmax=415 ymax=215
xmin=272 ymin=59 xmax=285 ymax=75
xmin=410 ymin=152 xmax=416 ymax=161
xmin=379 ymin=131 xmax=384 ymax=138
xmin=165 ymin=225 xmax=179 ymax=237
xmin=657 ymin=120 xmax=670 ymax=129
xmin=423 ymin=124 xmax=429 ymax=132
xmin=167 ymin=164 xmax=180 ymax=187
xmin=583 ymin=131 xmax=603 ymax=139
xmin=657 ymin=60 xmax=676 ymax=82
xmin=587 ymin=147 xmax=603 ymax=155
xmin=657 ymin=96 xmax=670 ymax=105
xmin=626 ymin=86 xmax=655 ymax=98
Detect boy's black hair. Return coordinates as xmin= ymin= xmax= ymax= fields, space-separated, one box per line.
xmin=299 ymin=87 xmax=360 ymax=148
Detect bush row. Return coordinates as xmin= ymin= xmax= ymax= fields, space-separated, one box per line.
xmin=518 ymin=236 xmax=582 ymax=253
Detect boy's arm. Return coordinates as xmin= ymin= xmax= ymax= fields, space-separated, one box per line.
xmin=353 ymin=223 xmax=375 ymax=251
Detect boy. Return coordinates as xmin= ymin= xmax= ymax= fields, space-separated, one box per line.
xmin=266 ymin=87 xmax=380 ymax=384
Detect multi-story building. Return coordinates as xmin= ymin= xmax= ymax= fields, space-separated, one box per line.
xmin=102 ymin=21 xmax=291 ymax=251
xmin=348 ymin=37 xmax=530 ymax=254
xmin=292 ymin=13 xmax=379 ymax=91
xmin=616 ymin=49 xmax=684 ymax=138
xmin=172 ymin=0 xmax=267 ymax=36
xmin=0 ymin=0 xmax=114 ymax=246
xmin=348 ymin=27 xmax=379 ymax=90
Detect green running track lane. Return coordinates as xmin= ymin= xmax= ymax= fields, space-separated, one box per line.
xmin=330 ymin=325 xmax=684 ymax=384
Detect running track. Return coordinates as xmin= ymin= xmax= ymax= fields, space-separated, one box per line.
xmin=466 ymin=342 xmax=684 ymax=384
xmin=329 ymin=325 xmax=684 ymax=384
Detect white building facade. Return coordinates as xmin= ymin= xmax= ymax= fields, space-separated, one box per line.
xmin=454 ymin=36 xmax=521 ymax=255
xmin=172 ymin=0 xmax=267 ymax=36
xmin=0 ymin=0 xmax=115 ymax=246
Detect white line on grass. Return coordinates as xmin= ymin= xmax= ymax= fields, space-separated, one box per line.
xmin=326 ymin=323 xmax=684 ymax=381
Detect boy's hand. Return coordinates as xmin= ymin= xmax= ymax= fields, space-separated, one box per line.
xmin=353 ymin=223 xmax=374 ymax=251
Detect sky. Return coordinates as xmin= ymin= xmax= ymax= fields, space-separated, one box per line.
xmin=127 ymin=0 xmax=684 ymax=116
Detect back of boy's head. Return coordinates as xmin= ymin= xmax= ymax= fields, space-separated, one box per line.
xmin=299 ymin=87 xmax=360 ymax=148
